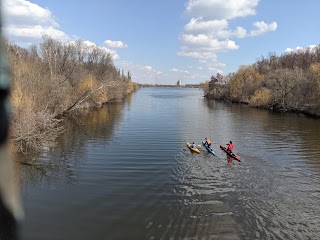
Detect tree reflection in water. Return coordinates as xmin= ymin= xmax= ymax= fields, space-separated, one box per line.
xmin=18 ymin=99 xmax=129 ymax=186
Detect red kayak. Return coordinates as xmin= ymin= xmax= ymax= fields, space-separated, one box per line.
xmin=220 ymin=145 xmax=241 ymax=162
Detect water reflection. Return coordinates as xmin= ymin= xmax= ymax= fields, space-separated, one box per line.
xmin=19 ymin=100 xmax=127 ymax=187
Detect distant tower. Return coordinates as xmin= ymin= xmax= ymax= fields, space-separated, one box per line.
xmin=177 ymin=80 xmax=182 ymax=86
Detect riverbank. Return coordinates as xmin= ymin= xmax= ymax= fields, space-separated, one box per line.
xmin=6 ymin=37 xmax=140 ymax=153
xmin=202 ymin=45 xmax=320 ymax=119
xmin=204 ymin=82 xmax=320 ymax=119
xmin=205 ymin=92 xmax=320 ymax=119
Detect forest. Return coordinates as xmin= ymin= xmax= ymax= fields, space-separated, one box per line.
xmin=203 ymin=45 xmax=320 ymax=117
xmin=5 ymin=36 xmax=139 ymax=153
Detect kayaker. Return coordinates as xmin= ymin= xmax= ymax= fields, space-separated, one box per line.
xmin=191 ymin=142 xmax=197 ymax=148
xmin=226 ymin=141 xmax=234 ymax=152
xmin=204 ymin=137 xmax=212 ymax=148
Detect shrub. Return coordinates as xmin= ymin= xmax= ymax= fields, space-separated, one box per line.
xmin=249 ymin=87 xmax=272 ymax=107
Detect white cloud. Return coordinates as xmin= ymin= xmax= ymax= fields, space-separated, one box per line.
xmin=170 ymin=68 xmax=189 ymax=73
xmin=249 ymin=21 xmax=277 ymax=36
xmin=2 ymin=0 xmax=62 ymax=43
xmin=4 ymin=25 xmax=68 ymax=40
xmin=180 ymin=34 xmax=239 ymax=51
xmin=193 ymin=51 xmax=215 ymax=58
xmin=185 ymin=0 xmax=259 ymax=20
xmin=104 ymin=40 xmax=128 ymax=49
xmin=3 ymin=0 xmax=58 ymax=27
xmin=178 ymin=49 xmax=217 ymax=59
xmin=205 ymin=58 xmax=226 ymax=69
xmin=178 ymin=18 xmax=277 ymax=64
xmin=82 ymin=40 xmax=97 ymax=47
xmin=171 ymin=68 xmax=179 ymax=72
xmin=184 ymin=18 xmax=228 ymax=35
xmin=180 ymin=0 xmax=276 ymax=77
xmin=3 ymin=0 xmax=123 ymax=61
xmin=185 ymin=18 xmax=248 ymax=39
xmin=198 ymin=58 xmax=226 ymax=72
xmin=285 ymin=45 xmax=318 ymax=53
xmin=207 ymin=67 xmax=216 ymax=71
xmin=144 ymin=66 xmax=153 ymax=71
xmin=217 ymin=26 xmax=247 ymax=39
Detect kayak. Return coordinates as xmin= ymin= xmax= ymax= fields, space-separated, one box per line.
xmin=187 ymin=142 xmax=200 ymax=154
xmin=202 ymin=141 xmax=215 ymax=155
xmin=220 ymin=145 xmax=241 ymax=162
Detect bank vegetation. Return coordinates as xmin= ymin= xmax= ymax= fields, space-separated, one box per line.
xmin=6 ymin=36 xmax=139 ymax=153
xmin=203 ymin=45 xmax=320 ymax=117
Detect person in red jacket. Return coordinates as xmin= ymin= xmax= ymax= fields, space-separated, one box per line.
xmin=226 ymin=141 xmax=233 ymax=153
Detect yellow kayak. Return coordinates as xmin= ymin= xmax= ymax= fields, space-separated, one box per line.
xmin=187 ymin=142 xmax=200 ymax=154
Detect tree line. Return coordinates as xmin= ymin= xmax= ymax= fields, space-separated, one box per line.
xmin=6 ymin=36 xmax=139 ymax=153
xmin=203 ymin=45 xmax=320 ymax=117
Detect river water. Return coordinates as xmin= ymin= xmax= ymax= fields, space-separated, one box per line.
xmin=19 ymin=88 xmax=320 ymax=239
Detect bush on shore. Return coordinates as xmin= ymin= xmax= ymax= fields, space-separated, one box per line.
xmin=6 ymin=36 xmax=139 ymax=153
xmin=203 ymin=45 xmax=320 ymax=117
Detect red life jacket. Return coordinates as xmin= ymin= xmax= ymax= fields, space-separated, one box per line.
xmin=227 ymin=143 xmax=233 ymax=151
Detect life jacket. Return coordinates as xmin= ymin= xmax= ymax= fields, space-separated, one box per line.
xmin=228 ymin=143 xmax=233 ymax=151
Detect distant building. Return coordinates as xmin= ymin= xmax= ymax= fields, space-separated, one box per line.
xmin=177 ymin=80 xmax=182 ymax=86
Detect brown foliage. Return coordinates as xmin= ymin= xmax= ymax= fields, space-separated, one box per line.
xmin=6 ymin=36 xmax=138 ymax=153
xmin=228 ymin=65 xmax=263 ymax=103
xmin=206 ymin=45 xmax=320 ymax=116
xmin=264 ymin=68 xmax=304 ymax=110
xmin=249 ymin=87 xmax=272 ymax=107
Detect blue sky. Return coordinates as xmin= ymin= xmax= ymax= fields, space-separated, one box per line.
xmin=2 ymin=0 xmax=320 ymax=85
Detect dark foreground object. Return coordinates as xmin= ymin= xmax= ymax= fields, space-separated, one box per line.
xmin=0 ymin=196 xmax=18 ymax=240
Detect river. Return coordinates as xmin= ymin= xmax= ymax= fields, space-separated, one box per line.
xmin=18 ymin=87 xmax=320 ymax=239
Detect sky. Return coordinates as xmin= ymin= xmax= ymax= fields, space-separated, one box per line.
xmin=1 ymin=0 xmax=320 ymax=85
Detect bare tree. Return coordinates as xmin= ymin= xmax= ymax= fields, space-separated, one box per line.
xmin=7 ymin=36 xmax=138 ymax=153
